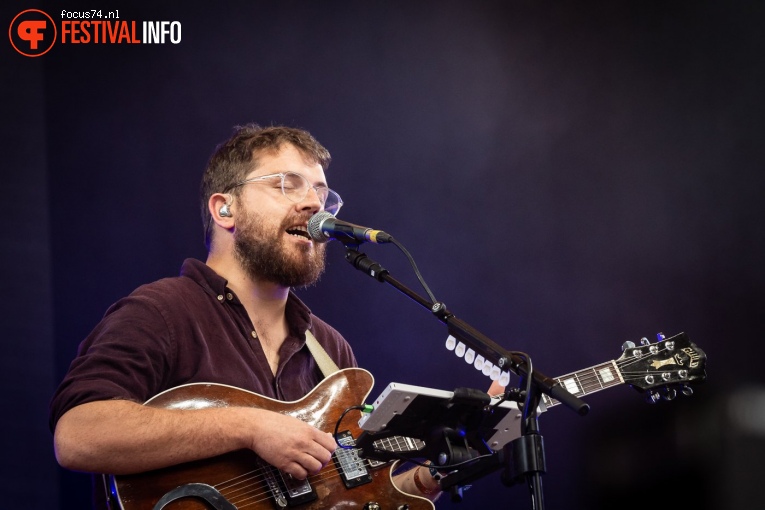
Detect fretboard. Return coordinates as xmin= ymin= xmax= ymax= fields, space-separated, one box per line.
xmin=541 ymin=360 xmax=624 ymax=408
xmin=372 ymin=435 xmax=426 ymax=454
xmin=364 ymin=360 xmax=626 ymax=453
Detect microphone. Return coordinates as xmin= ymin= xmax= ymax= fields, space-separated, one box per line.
xmin=307 ymin=211 xmax=392 ymax=244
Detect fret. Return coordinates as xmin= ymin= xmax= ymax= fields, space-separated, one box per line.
xmin=372 ymin=435 xmax=425 ymax=453
xmin=578 ymin=367 xmax=599 ymax=394
xmin=542 ymin=359 xmax=624 ymax=409
xmin=595 ymin=361 xmax=624 ymax=388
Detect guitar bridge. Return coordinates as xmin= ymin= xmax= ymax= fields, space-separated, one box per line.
xmin=333 ymin=431 xmax=373 ymax=488
xmin=278 ymin=470 xmax=316 ymax=505
xmin=260 ymin=459 xmax=317 ymax=508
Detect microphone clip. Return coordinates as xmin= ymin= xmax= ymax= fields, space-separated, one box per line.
xmin=344 ymin=247 xmax=389 ymax=282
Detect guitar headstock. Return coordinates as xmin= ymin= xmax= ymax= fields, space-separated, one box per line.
xmin=617 ymin=332 xmax=706 ymax=403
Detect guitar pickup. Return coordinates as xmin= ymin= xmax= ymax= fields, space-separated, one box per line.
xmin=279 ymin=471 xmax=316 ymax=506
xmin=333 ymin=431 xmax=373 ymax=488
xmin=260 ymin=458 xmax=317 ymax=508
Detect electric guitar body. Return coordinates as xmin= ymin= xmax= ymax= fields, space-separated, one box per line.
xmin=108 ymin=368 xmax=434 ymax=510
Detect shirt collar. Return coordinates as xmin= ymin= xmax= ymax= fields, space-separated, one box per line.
xmin=179 ymin=258 xmax=314 ymax=338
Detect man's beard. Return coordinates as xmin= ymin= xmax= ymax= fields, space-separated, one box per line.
xmin=233 ymin=207 xmax=326 ymax=288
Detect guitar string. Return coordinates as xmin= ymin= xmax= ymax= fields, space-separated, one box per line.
xmin=207 ymin=434 xmax=419 ymax=493
xmin=220 ymin=457 xmax=398 ymax=508
xmin=216 ymin=435 xmax=428 ymax=506
xmin=543 ymin=344 xmax=692 ymax=406
xmin=209 ymin=443 xmax=414 ymax=508
xmin=176 ymin=345 xmax=692 ymax=506
xmin=558 ymin=345 xmax=679 ymax=389
xmin=208 ymin=436 xmax=412 ymax=491
xmin=571 ymin=349 xmax=672 ymax=392
xmin=558 ymin=349 xmax=664 ymax=392
xmin=218 ymin=473 xmax=279 ymax=507
xmin=219 ymin=463 xmax=340 ymax=508
xmin=213 ymin=459 xmax=349 ymax=506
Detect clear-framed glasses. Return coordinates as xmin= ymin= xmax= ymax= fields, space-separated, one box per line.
xmin=226 ymin=171 xmax=343 ymax=216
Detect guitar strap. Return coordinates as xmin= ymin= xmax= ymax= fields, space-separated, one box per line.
xmin=305 ymin=329 xmax=340 ymax=378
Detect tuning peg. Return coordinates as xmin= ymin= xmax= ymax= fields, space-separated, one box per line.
xmin=681 ymin=385 xmax=694 ymax=397
xmin=646 ymin=391 xmax=661 ymax=404
xmin=656 ymin=332 xmax=666 ymax=342
xmin=662 ymin=387 xmax=677 ymax=401
xmin=445 ymin=335 xmax=457 ymax=351
xmin=640 ymin=337 xmax=650 ymax=346
xmin=621 ymin=340 xmax=636 ymax=351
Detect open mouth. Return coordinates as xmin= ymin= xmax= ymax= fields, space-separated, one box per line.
xmin=286 ymin=225 xmax=311 ymax=240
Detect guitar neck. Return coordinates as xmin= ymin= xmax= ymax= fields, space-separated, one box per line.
xmin=541 ymin=359 xmax=624 ymax=409
xmin=365 ymin=361 xmax=624 ymax=454
xmin=371 ymin=435 xmax=426 ymax=460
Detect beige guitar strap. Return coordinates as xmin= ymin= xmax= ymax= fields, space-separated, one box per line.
xmin=305 ymin=329 xmax=340 ymax=378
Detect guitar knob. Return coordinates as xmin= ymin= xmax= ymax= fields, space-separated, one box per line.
xmin=681 ymin=385 xmax=694 ymax=397
xmin=621 ymin=341 xmax=636 ymax=351
xmin=397 ymin=506 xmax=410 ymax=510
xmin=364 ymin=502 xmax=381 ymax=510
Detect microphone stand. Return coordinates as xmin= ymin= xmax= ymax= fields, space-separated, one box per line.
xmin=343 ymin=245 xmax=589 ymax=509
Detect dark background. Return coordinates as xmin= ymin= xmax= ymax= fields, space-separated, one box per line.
xmin=3 ymin=1 xmax=764 ymax=509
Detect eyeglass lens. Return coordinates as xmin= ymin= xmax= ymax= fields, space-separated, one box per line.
xmin=282 ymin=172 xmax=341 ymax=215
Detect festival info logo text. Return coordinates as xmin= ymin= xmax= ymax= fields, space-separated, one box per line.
xmin=10 ymin=9 xmax=181 ymax=57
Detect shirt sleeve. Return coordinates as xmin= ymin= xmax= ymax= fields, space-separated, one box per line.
xmin=48 ymin=291 xmax=174 ymax=432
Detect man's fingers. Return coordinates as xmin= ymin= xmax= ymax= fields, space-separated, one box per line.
xmin=283 ymin=461 xmax=308 ymax=480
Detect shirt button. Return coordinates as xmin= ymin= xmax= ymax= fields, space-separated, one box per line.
xmin=226 ymin=292 xmax=234 ymax=301
xmin=251 ymin=331 xmax=258 ymax=338
xmin=217 ymin=295 xmax=224 ymax=301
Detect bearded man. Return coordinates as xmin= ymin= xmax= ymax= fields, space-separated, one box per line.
xmin=49 ymin=124 xmax=442 ymax=509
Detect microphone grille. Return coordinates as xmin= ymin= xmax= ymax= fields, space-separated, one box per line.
xmin=307 ymin=211 xmax=334 ymax=242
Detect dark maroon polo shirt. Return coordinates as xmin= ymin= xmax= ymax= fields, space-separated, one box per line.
xmin=49 ymin=258 xmax=357 ymax=431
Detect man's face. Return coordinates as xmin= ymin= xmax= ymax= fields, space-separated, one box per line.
xmin=232 ymin=144 xmax=328 ymax=287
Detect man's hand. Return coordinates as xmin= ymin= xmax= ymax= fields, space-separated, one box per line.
xmin=242 ymin=409 xmax=337 ymax=479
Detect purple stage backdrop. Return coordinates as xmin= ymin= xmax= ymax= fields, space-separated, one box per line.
xmin=3 ymin=1 xmax=764 ymax=509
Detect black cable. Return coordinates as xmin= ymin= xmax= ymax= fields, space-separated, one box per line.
xmin=390 ymin=237 xmax=438 ymax=304
xmin=333 ymin=405 xmax=367 ymax=449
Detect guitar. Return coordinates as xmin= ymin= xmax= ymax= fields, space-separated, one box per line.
xmin=539 ymin=331 xmax=706 ymax=408
xmin=108 ymin=332 xmax=706 ymax=509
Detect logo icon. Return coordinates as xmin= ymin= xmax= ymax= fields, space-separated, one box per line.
xmin=9 ymin=9 xmax=57 ymax=57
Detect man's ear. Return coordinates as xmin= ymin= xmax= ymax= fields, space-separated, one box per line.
xmin=209 ymin=193 xmax=235 ymax=229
